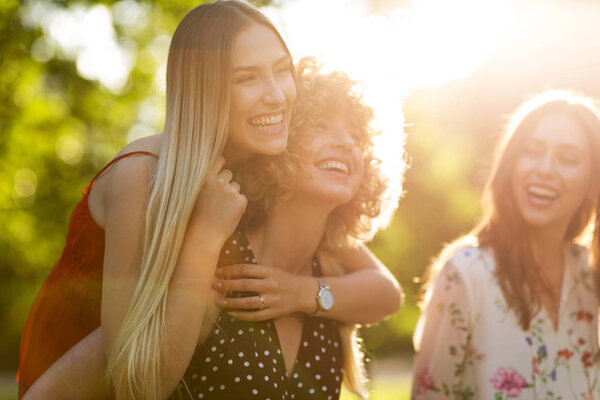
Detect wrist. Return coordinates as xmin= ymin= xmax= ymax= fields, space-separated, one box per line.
xmin=172 ymin=232 xmax=222 ymax=285
xmin=298 ymin=276 xmax=320 ymax=314
xmin=185 ymin=223 xmax=227 ymax=253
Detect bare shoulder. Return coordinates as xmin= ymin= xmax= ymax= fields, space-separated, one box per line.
xmin=115 ymin=134 xmax=162 ymax=157
xmin=102 ymin=147 xmax=157 ymax=215
xmin=88 ymin=135 xmax=161 ymax=228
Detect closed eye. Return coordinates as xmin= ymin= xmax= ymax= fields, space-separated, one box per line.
xmin=275 ymin=64 xmax=292 ymax=74
xmin=234 ymin=74 xmax=256 ymax=84
xmin=557 ymin=151 xmax=581 ymax=165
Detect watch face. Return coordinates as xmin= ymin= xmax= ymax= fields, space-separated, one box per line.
xmin=319 ymin=288 xmax=334 ymax=311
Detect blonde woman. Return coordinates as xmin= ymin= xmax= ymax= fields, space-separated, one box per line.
xmin=19 ymin=3 xmax=402 ymax=400
xmin=413 ymin=91 xmax=600 ymax=399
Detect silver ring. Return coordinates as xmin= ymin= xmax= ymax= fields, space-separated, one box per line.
xmin=258 ymin=295 xmax=265 ymax=310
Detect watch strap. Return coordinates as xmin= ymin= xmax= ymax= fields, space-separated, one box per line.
xmin=312 ymin=278 xmax=330 ymax=315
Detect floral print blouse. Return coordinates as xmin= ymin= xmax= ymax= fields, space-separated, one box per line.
xmin=413 ymin=244 xmax=600 ymax=400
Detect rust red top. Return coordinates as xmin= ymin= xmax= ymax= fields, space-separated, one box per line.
xmin=17 ymin=151 xmax=158 ymax=398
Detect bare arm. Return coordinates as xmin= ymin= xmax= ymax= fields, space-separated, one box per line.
xmin=22 ymin=328 xmax=110 ymax=400
xmin=101 ymin=156 xmax=245 ymax=398
xmin=213 ymin=243 xmax=403 ymax=325
xmin=323 ymin=243 xmax=403 ymax=322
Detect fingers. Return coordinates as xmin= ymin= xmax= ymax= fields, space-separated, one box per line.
xmin=215 ymin=264 xmax=272 ymax=279
xmin=210 ymin=158 xmax=237 ymax=189
xmin=212 ymin=277 xmax=279 ymax=293
xmin=209 ymin=156 xmax=226 ymax=176
xmin=215 ymin=294 xmax=272 ymax=310
xmin=230 ymin=181 xmax=240 ymax=192
xmin=217 ymin=168 xmax=233 ymax=183
xmin=227 ymin=309 xmax=272 ymax=322
xmin=208 ymin=288 xmax=221 ymax=303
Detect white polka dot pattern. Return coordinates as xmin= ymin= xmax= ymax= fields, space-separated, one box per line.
xmin=169 ymin=229 xmax=343 ymax=400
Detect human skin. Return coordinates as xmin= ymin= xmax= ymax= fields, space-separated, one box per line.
xmin=225 ymin=23 xmax=297 ymax=164
xmin=213 ymin=117 xmax=401 ymax=325
xmin=511 ymin=113 xmax=592 ymax=233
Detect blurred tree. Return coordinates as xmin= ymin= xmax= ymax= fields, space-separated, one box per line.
xmin=0 ymin=0 xmax=215 ymax=371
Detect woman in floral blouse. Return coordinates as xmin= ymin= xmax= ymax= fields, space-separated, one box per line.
xmin=413 ymin=90 xmax=600 ymax=400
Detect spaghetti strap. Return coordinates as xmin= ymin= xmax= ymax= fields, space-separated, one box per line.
xmin=86 ymin=150 xmax=158 ymax=194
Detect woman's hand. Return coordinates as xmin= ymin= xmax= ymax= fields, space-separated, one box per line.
xmin=188 ymin=157 xmax=247 ymax=247
xmin=211 ymin=264 xmax=317 ymax=321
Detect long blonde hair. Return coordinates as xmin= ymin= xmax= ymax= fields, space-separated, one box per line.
xmin=106 ymin=2 xmax=292 ymax=399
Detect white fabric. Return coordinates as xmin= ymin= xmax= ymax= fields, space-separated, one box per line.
xmin=413 ymin=244 xmax=600 ymax=400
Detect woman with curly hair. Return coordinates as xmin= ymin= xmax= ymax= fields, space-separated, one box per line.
xmin=19 ymin=2 xmax=402 ymax=399
xmin=412 ymin=91 xmax=600 ymax=399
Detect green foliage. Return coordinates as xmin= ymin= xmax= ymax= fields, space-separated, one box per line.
xmin=0 ymin=0 xmax=210 ymax=371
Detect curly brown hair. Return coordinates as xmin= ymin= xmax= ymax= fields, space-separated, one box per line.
xmin=236 ymin=57 xmax=393 ymax=249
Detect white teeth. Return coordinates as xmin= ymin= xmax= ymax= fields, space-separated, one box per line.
xmin=317 ymin=160 xmax=349 ymax=174
xmin=248 ymin=113 xmax=283 ymax=127
xmin=528 ymin=186 xmax=558 ymax=199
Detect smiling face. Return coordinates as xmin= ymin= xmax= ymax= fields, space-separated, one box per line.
xmin=225 ymin=23 xmax=296 ymax=165
xmin=293 ymin=116 xmax=364 ymax=206
xmin=511 ymin=113 xmax=593 ymax=233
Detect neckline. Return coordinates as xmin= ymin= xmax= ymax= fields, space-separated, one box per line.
xmin=231 ymin=228 xmax=316 ymax=379
xmin=540 ymin=243 xmax=576 ymax=333
xmin=268 ymin=317 xmax=310 ymax=379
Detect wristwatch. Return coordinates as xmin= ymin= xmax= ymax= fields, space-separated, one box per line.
xmin=314 ymin=278 xmax=334 ymax=314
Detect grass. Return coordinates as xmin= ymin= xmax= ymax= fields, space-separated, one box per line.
xmin=0 ymin=374 xmax=16 ymax=400
xmin=341 ymin=376 xmax=411 ymax=400
xmin=1 ymin=355 xmax=413 ymax=400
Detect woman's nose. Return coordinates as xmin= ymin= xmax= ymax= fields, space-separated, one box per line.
xmin=535 ymin=152 xmax=555 ymax=178
xmin=331 ymin=125 xmax=355 ymax=150
xmin=262 ymin=77 xmax=285 ymax=106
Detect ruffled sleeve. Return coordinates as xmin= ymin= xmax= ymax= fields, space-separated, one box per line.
xmin=412 ymin=261 xmax=473 ymax=399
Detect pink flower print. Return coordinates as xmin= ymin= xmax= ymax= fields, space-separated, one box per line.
xmin=416 ymin=368 xmax=436 ymax=395
xmin=490 ymin=367 xmax=528 ymax=398
xmin=578 ymin=337 xmax=586 ymax=346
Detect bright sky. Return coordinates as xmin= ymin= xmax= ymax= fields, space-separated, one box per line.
xmin=263 ymin=0 xmax=513 ymax=182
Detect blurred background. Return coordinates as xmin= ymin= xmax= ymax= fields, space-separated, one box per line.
xmin=2 ymin=0 xmax=600 ymax=398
